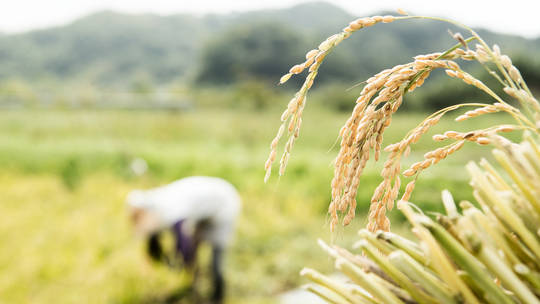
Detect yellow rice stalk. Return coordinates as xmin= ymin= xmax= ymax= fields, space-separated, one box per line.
xmin=303 ymin=137 xmax=540 ymax=303
xmin=265 ymin=12 xmax=539 ymax=232
xmin=263 ymin=10 xmax=540 ymax=304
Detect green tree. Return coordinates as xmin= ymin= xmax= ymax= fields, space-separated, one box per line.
xmin=196 ymin=22 xmax=308 ymax=84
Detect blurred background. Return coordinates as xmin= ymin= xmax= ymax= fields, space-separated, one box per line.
xmin=0 ymin=1 xmax=539 ymax=303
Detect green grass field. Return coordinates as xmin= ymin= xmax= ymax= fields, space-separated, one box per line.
xmin=0 ymin=106 xmax=513 ymax=303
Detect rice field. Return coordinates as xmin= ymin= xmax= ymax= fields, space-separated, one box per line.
xmin=0 ymin=107 xmax=511 ymax=303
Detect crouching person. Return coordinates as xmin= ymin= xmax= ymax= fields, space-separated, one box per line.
xmin=127 ymin=176 xmax=241 ymax=303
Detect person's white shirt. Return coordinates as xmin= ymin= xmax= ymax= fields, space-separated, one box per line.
xmin=127 ymin=176 xmax=241 ymax=247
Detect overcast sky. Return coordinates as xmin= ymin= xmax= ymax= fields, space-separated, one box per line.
xmin=1 ymin=0 xmax=539 ymax=38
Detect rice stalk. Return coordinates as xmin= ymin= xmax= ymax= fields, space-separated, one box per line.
xmin=300 ymin=127 xmax=540 ymax=302
xmin=302 ymin=135 xmax=540 ymax=302
xmin=264 ymin=11 xmax=539 ymax=232
xmin=263 ymin=9 xmax=540 ymax=304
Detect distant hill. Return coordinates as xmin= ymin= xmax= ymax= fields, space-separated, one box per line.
xmin=0 ymin=2 xmax=538 ymax=87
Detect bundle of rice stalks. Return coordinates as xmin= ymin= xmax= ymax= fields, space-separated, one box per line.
xmin=263 ymin=9 xmax=540 ymax=304
xmin=301 ymin=134 xmax=540 ymax=303
xmin=264 ymin=11 xmax=540 ymax=232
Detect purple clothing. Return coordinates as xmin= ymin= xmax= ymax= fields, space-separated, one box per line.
xmin=168 ymin=219 xmax=225 ymax=301
xmin=172 ymin=220 xmax=198 ymax=265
